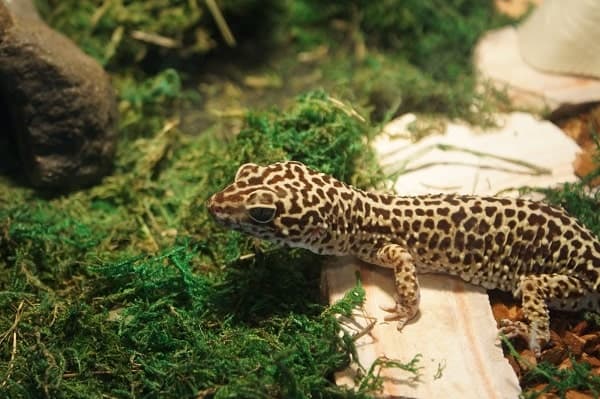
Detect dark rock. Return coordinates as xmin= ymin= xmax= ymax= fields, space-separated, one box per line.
xmin=0 ymin=0 xmax=118 ymax=189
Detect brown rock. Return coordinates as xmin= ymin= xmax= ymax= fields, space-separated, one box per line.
xmin=517 ymin=349 xmax=538 ymax=370
xmin=495 ymin=0 xmax=542 ymax=18
xmin=540 ymin=344 xmax=568 ymax=365
xmin=572 ymin=320 xmax=589 ymax=336
xmin=582 ymin=333 xmax=600 ymax=354
xmin=581 ymin=353 xmax=600 ymax=368
xmin=565 ymin=390 xmax=595 ymax=399
xmin=0 ymin=0 xmax=118 ymax=189
xmin=491 ymin=301 xmax=522 ymax=322
xmin=564 ymin=331 xmax=586 ymax=356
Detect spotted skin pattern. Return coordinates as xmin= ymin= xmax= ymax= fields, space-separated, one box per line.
xmin=207 ymin=161 xmax=600 ymax=354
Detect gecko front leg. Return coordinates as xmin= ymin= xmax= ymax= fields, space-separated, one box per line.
xmin=361 ymin=244 xmax=420 ymax=330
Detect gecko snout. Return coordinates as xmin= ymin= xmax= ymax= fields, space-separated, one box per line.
xmin=206 ymin=196 xmax=220 ymax=216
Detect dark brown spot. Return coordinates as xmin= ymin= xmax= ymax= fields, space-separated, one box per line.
xmin=437 ymin=208 xmax=450 ymax=216
xmin=464 ymin=253 xmax=473 ymax=264
xmin=412 ymin=220 xmax=421 ymax=230
xmin=373 ymin=207 xmax=391 ymax=219
xmin=407 ymin=235 xmax=417 ymax=247
xmin=445 ymin=196 xmax=460 ymax=206
xmin=318 ymin=202 xmax=333 ymax=214
xmin=478 ymin=220 xmax=491 ymax=234
xmin=424 ymin=219 xmax=435 ymax=229
xmin=558 ymin=246 xmax=569 ymax=262
xmin=326 ymin=188 xmax=337 ymax=201
xmin=524 ymin=283 xmax=534 ymax=291
xmin=405 ymin=209 xmax=413 ymax=217
xmin=485 ymin=206 xmax=497 ymax=217
xmin=448 ymin=255 xmax=461 ymax=264
xmin=534 ymin=227 xmax=546 ymax=241
xmin=288 ymin=199 xmax=302 ymax=214
xmin=470 ymin=205 xmax=483 ymax=213
xmin=582 ymin=247 xmax=595 ymax=261
xmin=493 ymin=214 xmax=504 ymax=228
xmin=247 ymin=176 xmax=263 ymax=185
xmin=559 ymin=215 xmax=572 ymax=225
xmin=352 ymin=197 xmax=364 ymax=212
xmin=455 ymin=231 xmax=465 ymax=251
xmin=495 ymin=232 xmax=505 ymax=246
xmin=437 ymin=219 xmax=452 ymax=234
xmin=299 ymin=210 xmax=320 ymax=226
xmin=439 ymin=237 xmax=452 ymax=250
xmin=522 ymin=230 xmax=535 ymax=241
xmin=547 ymin=220 xmax=561 ymax=240
xmin=464 ymin=217 xmax=478 ymax=231
xmin=506 ymin=233 xmax=514 ymax=246
xmin=429 ymin=233 xmax=440 ymax=250
xmin=380 ymin=195 xmax=394 ymax=205
xmin=451 ymin=208 xmax=467 ymax=225
xmin=467 ymin=237 xmax=483 ymax=251
xmin=415 ymin=208 xmax=425 ymax=216
xmin=280 ymin=216 xmax=300 ymax=227
xmin=340 ymin=191 xmax=353 ymax=201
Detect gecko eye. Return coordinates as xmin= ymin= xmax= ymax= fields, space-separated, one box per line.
xmin=247 ymin=205 xmax=276 ymax=223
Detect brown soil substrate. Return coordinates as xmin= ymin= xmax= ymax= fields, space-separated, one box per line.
xmin=490 ymin=290 xmax=600 ymax=398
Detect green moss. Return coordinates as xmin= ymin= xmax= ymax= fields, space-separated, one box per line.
xmin=0 ymin=86 xmax=422 ymax=397
xmin=294 ymin=0 xmax=515 ymax=83
xmin=34 ymin=0 xmax=285 ymax=67
xmin=324 ymin=52 xmax=507 ymax=126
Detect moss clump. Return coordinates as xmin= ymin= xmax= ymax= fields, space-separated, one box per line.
xmin=34 ymin=0 xmax=285 ymax=67
xmin=294 ymin=0 xmax=514 ymax=83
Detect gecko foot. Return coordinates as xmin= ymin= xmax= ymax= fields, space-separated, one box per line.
xmin=379 ymin=295 xmax=413 ymax=331
xmin=498 ymin=319 xmax=542 ymax=356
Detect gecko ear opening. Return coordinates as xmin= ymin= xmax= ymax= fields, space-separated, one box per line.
xmin=248 ymin=205 xmax=276 ymax=223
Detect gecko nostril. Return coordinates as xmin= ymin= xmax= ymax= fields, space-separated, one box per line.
xmin=206 ymin=199 xmax=219 ymax=214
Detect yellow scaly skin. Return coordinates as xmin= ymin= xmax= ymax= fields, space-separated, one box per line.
xmin=207 ymin=161 xmax=600 ymax=354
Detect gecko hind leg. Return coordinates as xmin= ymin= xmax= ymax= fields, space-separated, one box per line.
xmin=363 ymin=244 xmax=420 ymax=331
xmin=500 ymin=274 xmax=586 ymax=356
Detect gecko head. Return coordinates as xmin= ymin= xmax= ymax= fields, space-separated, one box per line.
xmin=207 ymin=161 xmax=337 ymax=251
